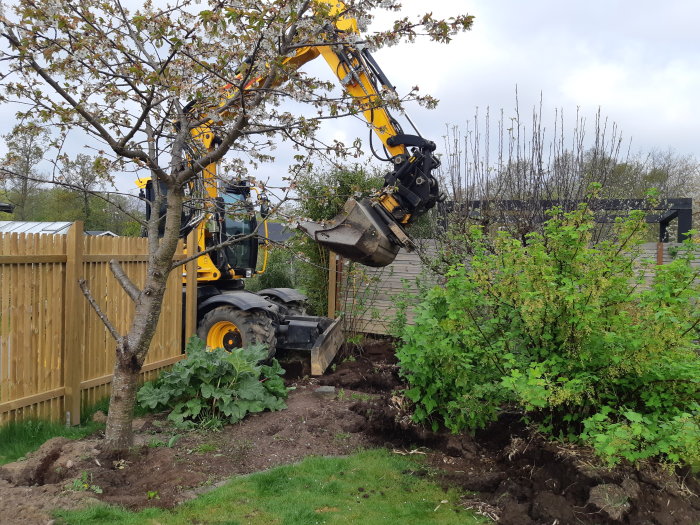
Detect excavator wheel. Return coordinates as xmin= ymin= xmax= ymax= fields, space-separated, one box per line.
xmin=197 ymin=306 xmax=277 ymax=359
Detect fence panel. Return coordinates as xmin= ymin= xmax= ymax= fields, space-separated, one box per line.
xmin=0 ymin=232 xmax=67 ymax=422
xmin=336 ymin=242 xmax=440 ymax=336
xmin=0 ymin=222 xmax=187 ymax=424
xmin=78 ymin=232 xmax=186 ymax=412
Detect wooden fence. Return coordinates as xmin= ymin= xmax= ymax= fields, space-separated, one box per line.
xmin=0 ymin=222 xmax=197 ymax=425
xmin=327 ymin=244 xmax=436 ymax=336
xmin=333 ymin=241 xmax=698 ymax=336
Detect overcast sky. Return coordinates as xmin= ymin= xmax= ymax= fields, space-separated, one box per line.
xmin=417 ymin=0 xmax=698 ymax=151
xmin=254 ymin=0 xmax=700 ymax=189
xmin=2 ymin=0 xmax=698 ymax=194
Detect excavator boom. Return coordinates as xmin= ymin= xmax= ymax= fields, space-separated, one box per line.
xmin=294 ymin=1 xmax=442 ymax=266
xmin=188 ymin=0 xmax=441 ymax=267
xmin=138 ymin=0 xmax=446 ymax=372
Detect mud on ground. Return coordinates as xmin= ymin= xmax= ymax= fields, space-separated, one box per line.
xmin=1 ymin=339 xmax=699 ymax=525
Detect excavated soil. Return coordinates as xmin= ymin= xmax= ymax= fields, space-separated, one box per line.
xmin=1 ymin=339 xmax=699 ymax=525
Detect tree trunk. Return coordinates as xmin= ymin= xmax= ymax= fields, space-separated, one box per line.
xmin=17 ymin=175 xmax=29 ymax=220
xmin=104 ymin=284 xmax=170 ymax=450
xmin=104 ymin=354 xmax=140 ymax=449
xmin=83 ymin=193 xmax=90 ymax=227
xmin=103 ymin=184 xmax=184 ymax=450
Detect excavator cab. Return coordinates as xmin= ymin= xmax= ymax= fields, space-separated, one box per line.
xmin=141 ymin=178 xmax=264 ymax=281
xmin=212 ymin=183 xmax=260 ymax=278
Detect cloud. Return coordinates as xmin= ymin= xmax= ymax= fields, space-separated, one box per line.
xmin=384 ymin=0 xmax=700 ymax=159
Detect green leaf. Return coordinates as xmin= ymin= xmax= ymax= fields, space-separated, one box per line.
xmin=200 ymin=382 xmax=219 ymax=399
xmin=137 ymin=382 xmax=171 ymax=410
xmin=237 ymin=376 xmax=266 ymax=401
xmin=184 ymin=398 xmax=204 ymax=418
xmin=624 ymin=411 xmax=643 ymax=423
xmin=137 ymin=336 xmax=288 ymax=429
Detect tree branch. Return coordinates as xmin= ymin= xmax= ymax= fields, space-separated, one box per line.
xmin=78 ymin=278 xmax=124 ymax=347
xmin=0 ymin=28 xmax=171 ymax=182
xmin=109 ymin=259 xmax=141 ymax=302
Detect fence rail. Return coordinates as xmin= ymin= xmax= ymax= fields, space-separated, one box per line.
xmin=0 ymin=222 xmax=196 ymax=425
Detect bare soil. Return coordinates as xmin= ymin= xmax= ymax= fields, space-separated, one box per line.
xmin=1 ymin=339 xmax=699 ymax=525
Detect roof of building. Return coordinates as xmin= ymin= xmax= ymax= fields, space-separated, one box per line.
xmin=85 ymin=230 xmax=118 ymax=237
xmin=0 ymin=221 xmax=73 ymax=235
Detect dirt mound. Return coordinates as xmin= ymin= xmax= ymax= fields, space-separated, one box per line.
xmin=83 ymin=397 xmax=365 ymax=513
xmin=317 ymin=339 xmax=401 ymax=393
xmin=0 ymin=438 xmax=104 ymax=523
xmin=1 ymin=338 xmax=698 ymax=525
xmin=0 ymin=386 xmax=374 ymax=524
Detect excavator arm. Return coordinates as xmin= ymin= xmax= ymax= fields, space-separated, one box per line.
xmin=190 ymin=0 xmax=442 ymax=267
xmin=296 ymin=2 xmax=442 ymax=266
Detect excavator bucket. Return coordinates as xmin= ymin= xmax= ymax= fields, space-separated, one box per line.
xmin=297 ymin=198 xmax=406 ymax=267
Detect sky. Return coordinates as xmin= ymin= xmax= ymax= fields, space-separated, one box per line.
xmin=2 ymin=0 xmax=699 ymax=195
xmin=252 ymin=0 xmax=700 ymax=190
xmin=406 ymin=0 xmax=699 ymax=157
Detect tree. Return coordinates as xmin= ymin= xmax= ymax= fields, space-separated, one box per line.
xmin=615 ymin=149 xmax=699 ymax=200
xmin=1 ymin=122 xmax=49 ymax=219
xmin=439 ymin=105 xmax=628 ymax=238
xmin=0 ymin=134 xmax=142 ymax=232
xmin=0 ymin=0 xmax=472 ymax=448
xmin=432 ymin=102 xmax=700 ymax=270
xmin=59 ymin=153 xmax=111 ymax=225
xmin=294 ymin=164 xmax=383 ymax=314
xmin=26 ymin=187 xmax=142 ymax=234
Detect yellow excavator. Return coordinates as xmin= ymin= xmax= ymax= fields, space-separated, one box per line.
xmin=141 ymin=0 xmax=441 ymax=371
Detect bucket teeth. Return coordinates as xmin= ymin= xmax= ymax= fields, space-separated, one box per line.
xmin=297 ymin=198 xmax=403 ymax=267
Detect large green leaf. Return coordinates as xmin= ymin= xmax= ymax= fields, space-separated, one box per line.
xmin=136 ymin=382 xmax=171 ymax=409
xmin=138 ymin=336 xmax=289 ymax=428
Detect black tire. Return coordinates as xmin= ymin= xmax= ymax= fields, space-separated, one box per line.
xmin=197 ymin=306 xmax=277 ymax=359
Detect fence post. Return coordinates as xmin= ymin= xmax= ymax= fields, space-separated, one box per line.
xmin=335 ymin=255 xmax=343 ymax=315
xmin=64 ymin=221 xmax=84 ymax=426
xmin=184 ymin=230 xmax=198 ymax=346
xmin=656 ymin=242 xmax=664 ymax=266
xmin=327 ymin=251 xmax=336 ymax=318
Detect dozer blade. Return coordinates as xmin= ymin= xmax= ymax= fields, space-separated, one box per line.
xmin=297 ymin=198 xmax=407 ymax=267
xmin=310 ymin=315 xmax=344 ymax=376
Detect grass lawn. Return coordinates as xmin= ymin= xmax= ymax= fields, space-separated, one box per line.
xmin=0 ymin=400 xmax=109 ymax=466
xmin=54 ymin=449 xmax=487 ymax=525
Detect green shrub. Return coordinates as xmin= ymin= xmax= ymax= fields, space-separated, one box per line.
xmin=397 ymin=199 xmax=700 ymax=465
xmin=246 ymin=244 xmax=297 ymax=292
xmin=294 ymin=165 xmax=383 ymax=315
xmin=137 ymin=337 xmax=288 ymax=429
